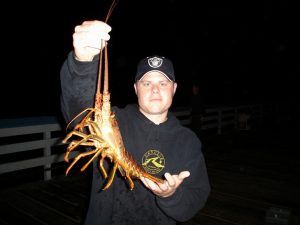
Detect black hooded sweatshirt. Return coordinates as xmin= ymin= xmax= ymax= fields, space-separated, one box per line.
xmin=60 ymin=52 xmax=210 ymax=225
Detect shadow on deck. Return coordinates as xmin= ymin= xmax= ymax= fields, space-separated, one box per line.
xmin=0 ymin=126 xmax=300 ymax=225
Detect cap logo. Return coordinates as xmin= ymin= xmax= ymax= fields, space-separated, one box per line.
xmin=148 ymin=57 xmax=163 ymax=68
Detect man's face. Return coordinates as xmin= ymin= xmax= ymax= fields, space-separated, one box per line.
xmin=134 ymin=71 xmax=177 ymax=118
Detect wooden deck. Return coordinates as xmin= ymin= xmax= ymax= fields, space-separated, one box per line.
xmin=1 ymin=125 xmax=300 ymax=225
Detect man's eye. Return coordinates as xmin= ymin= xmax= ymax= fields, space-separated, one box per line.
xmin=160 ymin=82 xmax=169 ymax=87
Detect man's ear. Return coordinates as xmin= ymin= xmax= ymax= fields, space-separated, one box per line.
xmin=134 ymin=83 xmax=138 ymax=95
xmin=173 ymin=83 xmax=178 ymax=95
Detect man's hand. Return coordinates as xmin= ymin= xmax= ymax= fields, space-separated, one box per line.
xmin=73 ymin=20 xmax=112 ymax=62
xmin=141 ymin=171 xmax=190 ymax=198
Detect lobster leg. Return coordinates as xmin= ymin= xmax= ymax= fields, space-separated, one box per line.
xmin=64 ymin=140 xmax=95 ymax=162
xmin=64 ymin=133 xmax=104 ymax=162
xmin=125 ymin=171 xmax=135 ymax=190
xmin=66 ymin=149 xmax=100 ymax=175
xmin=66 ymin=108 xmax=96 ymax=131
xmin=80 ymin=146 xmax=108 ymax=172
xmin=102 ymin=160 xmax=119 ymax=190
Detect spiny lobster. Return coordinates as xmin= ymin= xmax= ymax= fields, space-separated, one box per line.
xmin=62 ymin=0 xmax=164 ymax=190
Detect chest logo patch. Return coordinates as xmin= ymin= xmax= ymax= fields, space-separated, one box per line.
xmin=142 ymin=150 xmax=165 ymax=174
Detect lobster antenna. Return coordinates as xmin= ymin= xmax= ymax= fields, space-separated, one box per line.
xmin=95 ymin=39 xmax=104 ymax=107
xmin=95 ymin=0 xmax=119 ymax=107
xmin=104 ymin=39 xmax=109 ymax=93
xmin=105 ymin=0 xmax=119 ymax=23
xmin=103 ymin=0 xmax=118 ymax=93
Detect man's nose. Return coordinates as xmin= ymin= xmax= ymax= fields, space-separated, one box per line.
xmin=152 ymin=85 xmax=159 ymax=93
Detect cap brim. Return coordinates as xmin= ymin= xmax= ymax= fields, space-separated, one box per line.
xmin=137 ymin=70 xmax=173 ymax=81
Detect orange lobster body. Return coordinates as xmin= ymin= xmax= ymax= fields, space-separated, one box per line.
xmin=62 ymin=0 xmax=164 ymax=190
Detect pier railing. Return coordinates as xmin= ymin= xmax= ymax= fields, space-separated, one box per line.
xmin=0 ymin=104 xmax=268 ymax=181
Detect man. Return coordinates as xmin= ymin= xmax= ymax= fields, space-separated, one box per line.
xmin=60 ymin=20 xmax=210 ymax=225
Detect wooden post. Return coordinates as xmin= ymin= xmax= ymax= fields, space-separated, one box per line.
xmin=43 ymin=131 xmax=51 ymax=180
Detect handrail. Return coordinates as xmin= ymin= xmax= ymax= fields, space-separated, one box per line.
xmin=0 ymin=104 xmax=267 ymax=181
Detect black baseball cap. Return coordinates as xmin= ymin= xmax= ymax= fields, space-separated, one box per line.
xmin=135 ymin=56 xmax=175 ymax=82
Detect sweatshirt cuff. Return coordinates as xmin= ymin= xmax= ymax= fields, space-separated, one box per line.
xmin=156 ymin=186 xmax=184 ymax=207
xmin=69 ymin=51 xmax=100 ymax=76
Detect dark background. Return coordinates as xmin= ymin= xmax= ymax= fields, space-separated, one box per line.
xmin=1 ymin=0 xmax=299 ymax=119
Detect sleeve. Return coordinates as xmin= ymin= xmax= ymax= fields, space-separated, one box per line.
xmin=156 ymin=135 xmax=211 ymax=222
xmin=60 ymin=51 xmax=100 ymax=123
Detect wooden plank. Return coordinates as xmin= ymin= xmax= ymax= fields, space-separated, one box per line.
xmin=47 ymin=174 xmax=90 ymax=199
xmin=15 ymin=182 xmax=85 ymax=221
xmin=0 ymin=151 xmax=78 ymax=174
xmin=0 ymin=117 xmax=62 ymax=137
xmin=0 ymin=173 xmax=89 ymax=225
xmin=0 ymin=197 xmax=43 ymax=225
xmin=199 ymin=191 xmax=272 ymax=225
xmin=207 ymin=168 xmax=300 ymax=211
xmin=0 ymin=124 xmax=61 ymax=137
xmin=0 ymin=190 xmax=80 ymax=225
xmin=45 ymin=179 xmax=88 ymax=201
xmin=206 ymin=158 xmax=300 ymax=183
xmin=0 ymin=138 xmax=61 ymax=155
xmin=180 ymin=189 xmax=278 ymax=225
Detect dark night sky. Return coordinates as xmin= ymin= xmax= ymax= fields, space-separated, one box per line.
xmin=1 ymin=0 xmax=299 ymax=119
